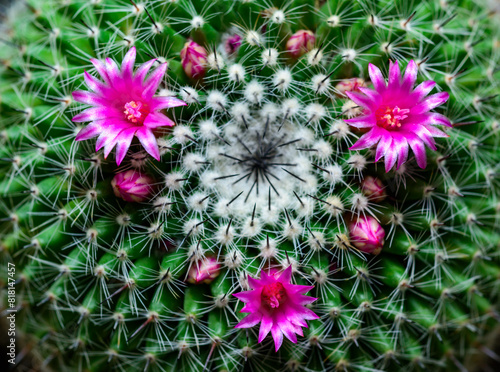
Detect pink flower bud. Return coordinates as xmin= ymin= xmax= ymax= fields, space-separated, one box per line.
xmin=111 ymin=170 xmax=155 ymax=203
xmin=360 ymin=176 xmax=387 ymax=202
xmin=349 ymin=216 xmax=385 ymax=255
xmin=180 ymin=40 xmax=207 ymax=79
xmin=187 ymin=257 xmax=221 ymax=284
xmin=286 ymin=30 xmax=315 ymax=58
xmin=335 ymin=78 xmax=366 ymax=97
xmin=225 ymin=34 xmax=242 ymax=55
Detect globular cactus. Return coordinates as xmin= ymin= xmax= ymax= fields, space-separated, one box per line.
xmin=0 ymin=0 xmax=499 ymax=371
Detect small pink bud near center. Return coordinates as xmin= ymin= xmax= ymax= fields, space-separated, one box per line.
xmin=187 ymin=257 xmax=221 ymax=284
xmin=180 ymin=40 xmax=208 ymax=79
xmin=361 ymin=176 xmax=387 ymax=202
xmin=349 ymin=215 xmax=385 ymax=255
xmin=225 ymin=34 xmax=242 ymax=55
xmin=111 ymin=170 xmax=155 ymax=203
xmin=286 ymin=30 xmax=315 ymax=58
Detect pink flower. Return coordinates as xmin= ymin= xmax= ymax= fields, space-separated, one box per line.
xmin=187 ymin=257 xmax=221 ymax=284
xmin=72 ymin=47 xmax=186 ymax=165
xmin=233 ymin=266 xmax=319 ymax=351
xmin=349 ymin=216 xmax=385 ymax=255
xmin=111 ymin=170 xmax=155 ymax=202
xmin=225 ymin=34 xmax=242 ymax=55
xmin=180 ymin=40 xmax=208 ymax=79
xmin=286 ymin=30 xmax=315 ymax=58
xmin=344 ymin=60 xmax=451 ymax=172
xmin=360 ymin=176 xmax=387 ymax=202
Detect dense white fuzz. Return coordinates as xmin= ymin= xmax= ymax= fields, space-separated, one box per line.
xmin=228 ymin=64 xmax=246 ymax=83
xmin=207 ymin=52 xmax=225 ymax=71
xmin=198 ymin=119 xmax=219 ymax=141
xmin=347 ymin=154 xmax=367 ymax=171
xmin=180 ymin=87 xmax=199 ymax=104
xmin=165 ymin=172 xmax=186 ymax=191
xmin=187 ymin=192 xmax=209 ymax=212
xmin=281 ymin=98 xmax=301 ymax=119
xmin=259 ymin=237 xmax=278 ymax=259
xmin=152 ymin=196 xmax=173 ymax=213
xmin=207 ymin=90 xmax=228 ymax=111
xmin=224 ymin=249 xmax=243 ymax=269
xmin=283 ymin=217 xmax=303 ymax=240
xmin=230 ymin=102 xmax=251 ymax=124
xmin=350 ymin=193 xmax=369 ymax=212
xmin=314 ymin=140 xmax=333 ymax=160
xmin=260 ymin=103 xmax=279 ymax=122
xmin=183 ymin=153 xmax=206 ymax=172
xmin=244 ymin=80 xmax=265 ymax=104
xmin=308 ymin=231 xmax=326 ymax=251
xmin=216 ymin=223 xmax=235 ymax=246
xmin=329 ymin=120 xmax=351 ymax=141
xmin=305 ymin=103 xmax=327 ymax=124
xmin=241 ymin=216 xmax=261 ymax=237
xmin=327 ymin=15 xmax=341 ymax=27
xmin=324 ymin=196 xmax=344 ymax=217
xmin=273 ymin=69 xmax=293 ymax=91
xmin=183 ymin=218 xmax=204 ymax=236
xmin=262 ymin=48 xmax=279 ymax=67
xmin=270 ymin=10 xmax=286 ymax=24
xmin=341 ymin=48 xmax=357 ymax=62
xmin=190 ymin=15 xmax=204 ymax=29
xmin=312 ymin=74 xmax=331 ymax=94
xmin=308 ymin=49 xmax=324 ymax=66
xmin=188 ymin=242 xmax=205 ymax=261
xmin=245 ymin=30 xmax=262 ymax=46
xmin=323 ymin=164 xmax=344 ymax=185
xmin=173 ymin=125 xmax=194 ymax=145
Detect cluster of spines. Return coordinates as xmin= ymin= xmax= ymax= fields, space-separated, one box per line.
xmin=0 ymin=0 xmax=499 ymax=371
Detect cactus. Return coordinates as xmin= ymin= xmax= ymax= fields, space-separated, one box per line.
xmin=0 ymin=0 xmax=499 ymax=371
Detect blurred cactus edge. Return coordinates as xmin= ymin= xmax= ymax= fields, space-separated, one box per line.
xmin=1 ymin=0 xmax=500 ymax=371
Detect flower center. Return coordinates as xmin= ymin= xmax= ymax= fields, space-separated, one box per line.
xmin=261 ymin=282 xmax=287 ymax=309
xmin=375 ymin=105 xmax=409 ymax=130
xmin=124 ymin=101 xmax=149 ymax=124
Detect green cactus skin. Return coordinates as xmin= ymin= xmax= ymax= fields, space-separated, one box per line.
xmin=1 ymin=0 xmax=499 ymax=371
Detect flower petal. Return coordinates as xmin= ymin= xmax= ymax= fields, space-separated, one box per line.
xmin=235 ymin=312 xmax=262 ymax=329
xmin=121 ymin=47 xmax=136 ymax=81
xmin=258 ymin=313 xmax=273 ymax=343
xmin=134 ymin=59 xmax=157 ymax=84
xmin=271 ymin=324 xmax=284 ymax=352
xmin=368 ymin=63 xmax=386 ymax=92
xmin=90 ymin=58 xmax=111 ymax=85
xmin=411 ymin=92 xmax=449 ymax=115
xmin=115 ymin=127 xmax=137 ymax=165
xmin=349 ymin=127 xmax=383 ymax=151
xmin=388 ymin=60 xmax=401 ymax=89
xmin=143 ymin=112 xmax=175 ymax=129
xmin=407 ymin=134 xmax=427 ymax=169
xmin=72 ymin=106 xmax=122 ymax=122
xmin=135 ymin=127 xmax=160 ymax=161
xmin=277 ymin=266 xmax=293 ymax=284
xmin=142 ymin=63 xmax=168 ymax=99
xmin=150 ymin=96 xmax=187 ymax=110
xmin=383 ymin=138 xmax=397 ymax=172
xmin=345 ymin=91 xmax=376 ymax=110
xmin=75 ymin=122 xmax=100 ymax=141
xmin=375 ymin=130 xmax=392 ymax=162
xmin=72 ymin=91 xmax=109 ymax=106
xmin=345 ymin=114 xmax=376 ymax=128
xmin=401 ymin=60 xmax=418 ymax=92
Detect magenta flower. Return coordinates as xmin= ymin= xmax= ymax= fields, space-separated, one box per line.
xmin=344 ymin=60 xmax=451 ymax=172
xmin=233 ymin=266 xmax=319 ymax=351
xmin=349 ymin=215 xmax=385 ymax=255
xmin=72 ymin=47 xmax=186 ymax=165
xmin=111 ymin=170 xmax=155 ymax=202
